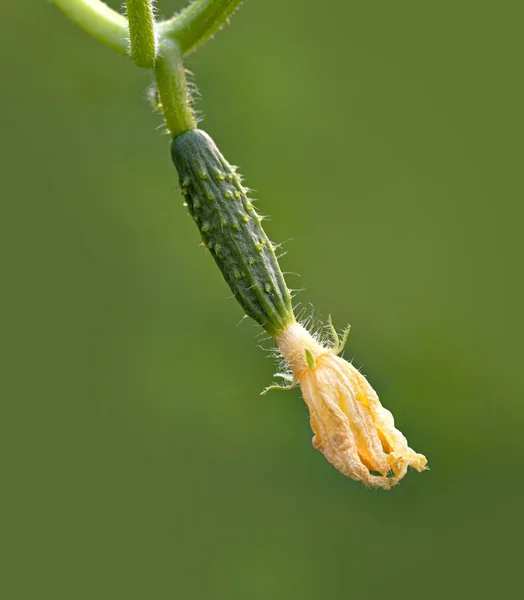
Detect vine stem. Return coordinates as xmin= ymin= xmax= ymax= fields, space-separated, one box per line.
xmin=159 ymin=0 xmax=246 ymax=55
xmin=53 ymin=1 xmax=246 ymax=136
xmin=54 ymin=1 xmax=245 ymax=58
xmin=154 ymin=39 xmax=197 ymax=137
xmin=126 ymin=0 xmax=157 ymax=68
xmin=52 ymin=0 xmax=129 ymax=55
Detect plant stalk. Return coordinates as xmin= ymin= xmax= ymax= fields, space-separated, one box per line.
xmin=154 ymin=39 xmax=197 ymax=137
xmin=125 ymin=0 xmax=157 ymax=68
xmin=53 ymin=0 xmax=129 ymax=55
xmin=159 ymin=0 xmax=246 ymax=55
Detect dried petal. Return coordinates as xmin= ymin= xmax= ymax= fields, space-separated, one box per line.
xmin=277 ymin=322 xmax=427 ymax=489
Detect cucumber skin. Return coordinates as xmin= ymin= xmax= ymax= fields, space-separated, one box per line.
xmin=171 ymin=129 xmax=294 ymax=335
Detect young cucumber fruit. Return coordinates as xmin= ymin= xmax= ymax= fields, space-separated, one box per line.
xmin=171 ymin=129 xmax=295 ymax=335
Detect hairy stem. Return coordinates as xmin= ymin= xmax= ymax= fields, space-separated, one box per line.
xmin=159 ymin=0 xmax=246 ymax=56
xmin=154 ymin=39 xmax=197 ymax=137
xmin=125 ymin=0 xmax=157 ymax=68
xmin=53 ymin=0 xmax=129 ymax=55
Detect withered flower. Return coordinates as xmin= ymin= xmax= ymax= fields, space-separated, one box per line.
xmin=271 ymin=322 xmax=427 ymax=489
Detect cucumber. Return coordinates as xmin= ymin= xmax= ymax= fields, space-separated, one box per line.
xmin=171 ymin=129 xmax=295 ymax=335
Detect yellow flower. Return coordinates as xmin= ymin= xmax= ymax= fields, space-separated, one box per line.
xmin=272 ymin=322 xmax=427 ymax=489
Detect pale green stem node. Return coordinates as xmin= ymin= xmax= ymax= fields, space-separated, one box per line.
xmin=53 ymin=1 xmax=247 ymax=61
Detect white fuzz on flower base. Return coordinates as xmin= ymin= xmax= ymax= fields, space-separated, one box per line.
xmin=274 ymin=322 xmax=427 ymax=489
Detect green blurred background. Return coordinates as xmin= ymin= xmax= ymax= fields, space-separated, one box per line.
xmin=2 ymin=1 xmax=523 ymax=598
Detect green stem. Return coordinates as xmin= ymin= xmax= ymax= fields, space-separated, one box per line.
xmin=125 ymin=0 xmax=157 ymax=68
xmin=53 ymin=0 xmax=129 ymax=55
xmin=159 ymin=0 xmax=246 ymax=56
xmin=154 ymin=40 xmax=197 ymax=137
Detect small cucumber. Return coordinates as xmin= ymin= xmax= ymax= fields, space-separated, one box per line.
xmin=171 ymin=129 xmax=294 ymax=335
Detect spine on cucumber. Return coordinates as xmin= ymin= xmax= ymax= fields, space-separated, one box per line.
xmin=171 ymin=129 xmax=295 ymax=335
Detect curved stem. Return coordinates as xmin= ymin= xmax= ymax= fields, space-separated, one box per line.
xmin=126 ymin=0 xmax=157 ymax=68
xmin=154 ymin=39 xmax=197 ymax=137
xmin=53 ymin=0 xmax=129 ymax=55
xmin=159 ymin=0 xmax=246 ymax=56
